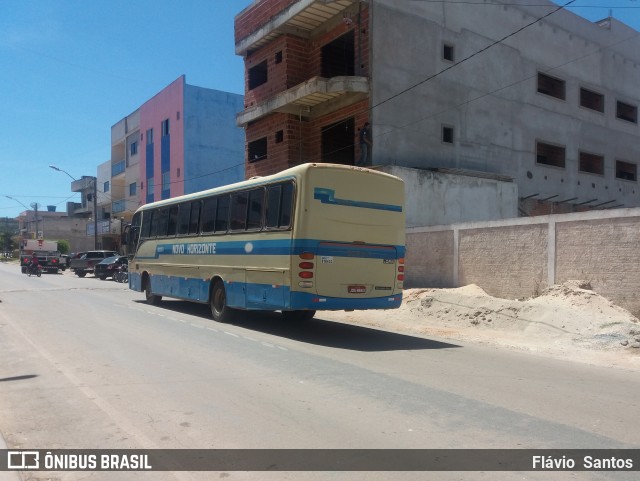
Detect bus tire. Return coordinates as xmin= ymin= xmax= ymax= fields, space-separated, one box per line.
xmin=76 ymin=271 xmax=86 ymax=278
xmin=210 ymin=280 xmax=233 ymax=323
xmin=144 ymin=277 xmax=161 ymax=305
xmin=282 ymin=310 xmax=316 ymax=322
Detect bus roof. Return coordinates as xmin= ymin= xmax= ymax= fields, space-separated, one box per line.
xmin=135 ymin=163 xmax=403 ymax=213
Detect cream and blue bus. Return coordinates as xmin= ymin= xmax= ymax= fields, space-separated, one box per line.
xmin=126 ymin=163 xmax=405 ymax=322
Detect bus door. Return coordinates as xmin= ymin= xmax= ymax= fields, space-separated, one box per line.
xmin=315 ymin=242 xmax=398 ymax=298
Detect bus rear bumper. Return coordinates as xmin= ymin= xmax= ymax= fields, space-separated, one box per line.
xmin=289 ymin=292 xmax=403 ymax=311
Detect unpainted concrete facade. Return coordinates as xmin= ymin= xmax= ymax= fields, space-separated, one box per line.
xmin=380 ymin=166 xmax=518 ymax=226
xmin=371 ymin=0 xmax=640 ymax=211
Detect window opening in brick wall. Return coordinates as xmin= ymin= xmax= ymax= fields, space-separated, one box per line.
xmin=249 ymin=60 xmax=268 ymax=90
xmin=536 ymin=141 xmax=565 ymax=168
xmin=162 ymin=118 xmax=170 ymax=137
xmin=616 ymin=160 xmax=637 ymax=181
xmin=537 ymin=72 xmax=565 ymax=100
xmin=580 ymin=88 xmax=604 ymax=113
xmin=321 ymin=30 xmax=355 ymax=77
xmin=442 ymin=125 xmax=454 ymax=144
xmin=321 ymin=117 xmax=355 ymax=165
xmin=616 ymin=101 xmax=638 ymax=123
xmin=275 ymin=51 xmax=282 ymax=64
xmin=248 ymin=137 xmax=267 ymax=162
xmin=579 ymin=151 xmax=604 ymax=175
xmin=443 ymin=43 xmax=454 ymax=61
xmin=275 ymin=130 xmax=284 ymax=143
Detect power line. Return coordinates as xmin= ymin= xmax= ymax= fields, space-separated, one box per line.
xmin=371 ymin=0 xmax=576 ymax=112
xmin=373 ymin=30 xmax=640 ymax=144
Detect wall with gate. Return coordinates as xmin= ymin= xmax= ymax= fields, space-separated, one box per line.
xmin=406 ymin=208 xmax=640 ymax=316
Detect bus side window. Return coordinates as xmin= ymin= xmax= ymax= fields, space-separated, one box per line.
xmin=230 ymin=192 xmax=248 ymax=231
xmin=266 ymin=182 xmax=294 ymax=229
xmin=189 ymin=201 xmax=202 ymax=235
xmin=155 ymin=208 xmax=169 ymax=237
xmin=266 ymin=185 xmax=281 ymax=228
xmin=141 ymin=210 xmax=153 ymax=238
xmin=215 ymin=195 xmax=230 ymax=233
xmin=247 ymin=188 xmax=264 ymax=230
xmin=167 ymin=206 xmax=179 ymax=237
xmin=280 ymin=182 xmax=294 ymax=228
xmin=177 ymin=203 xmax=191 ymax=236
xmin=201 ymin=197 xmax=217 ymax=233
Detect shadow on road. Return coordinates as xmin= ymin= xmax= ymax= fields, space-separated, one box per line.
xmin=0 ymin=374 xmax=38 ymax=383
xmin=135 ymin=300 xmax=460 ymax=352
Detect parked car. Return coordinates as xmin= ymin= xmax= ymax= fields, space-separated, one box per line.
xmin=69 ymin=250 xmax=117 ymax=277
xmin=94 ymin=256 xmax=128 ymax=280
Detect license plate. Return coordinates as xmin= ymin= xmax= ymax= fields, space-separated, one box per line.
xmin=348 ymin=285 xmax=366 ymax=294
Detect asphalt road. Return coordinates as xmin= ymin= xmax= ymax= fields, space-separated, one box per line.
xmin=0 ymin=262 xmax=638 ymax=481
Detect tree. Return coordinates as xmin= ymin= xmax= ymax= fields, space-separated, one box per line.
xmin=57 ymin=239 xmax=71 ymax=255
xmin=1 ymin=232 xmax=14 ymax=255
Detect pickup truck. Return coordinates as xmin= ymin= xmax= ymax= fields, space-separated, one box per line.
xmin=69 ymin=250 xmax=117 ymax=277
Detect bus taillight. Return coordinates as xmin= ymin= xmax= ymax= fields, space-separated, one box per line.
xmin=397 ymin=258 xmax=405 ymax=286
xmin=299 ymin=262 xmax=314 ymax=269
xmin=299 ymin=271 xmax=314 ymax=279
xmin=299 ymin=252 xmax=315 ymax=260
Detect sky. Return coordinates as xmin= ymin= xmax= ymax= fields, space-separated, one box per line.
xmin=1 ymin=0 xmax=639 ymax=219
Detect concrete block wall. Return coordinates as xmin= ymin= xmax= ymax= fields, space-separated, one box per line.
xmin=555 ymin=217 xmax=640 ymax=315
xmin=406 ymin=208 xmax=640 ymax=316
xmin=458 ymin=224 xmax=548 ymax=299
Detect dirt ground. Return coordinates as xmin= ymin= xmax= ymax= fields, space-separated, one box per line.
xmin=322 ymin=280 xmax=640 ymax=371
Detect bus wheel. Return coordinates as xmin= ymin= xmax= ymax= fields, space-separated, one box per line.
xmin=210 ymin=280 xmax=233 ymax=323
xmin=145 ymin=278 xmax=161 ymax=305
xmin=282 ymin=310 xmax=316 ymax=322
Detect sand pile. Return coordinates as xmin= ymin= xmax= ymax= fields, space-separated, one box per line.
xmin=324 ymin=280 xmax=640 ymax=369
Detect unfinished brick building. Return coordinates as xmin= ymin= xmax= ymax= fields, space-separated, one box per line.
xmin=235 ymin=0 xmax=640 ymax=220
xmin=235 ymin=0 xmax=371 ymax=177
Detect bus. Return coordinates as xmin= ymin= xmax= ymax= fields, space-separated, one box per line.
xmin=126 ymin=163 xmax=405 ymax=322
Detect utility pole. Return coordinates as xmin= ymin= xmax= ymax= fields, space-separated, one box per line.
xmin=93 ymin=177 xmax=98 ymax=249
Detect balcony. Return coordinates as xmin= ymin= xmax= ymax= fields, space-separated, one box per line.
xmin=112 ymin=160 xmax=126 ymax=177
xmin=236 ymin=0 xmax=356 ymax=56
xmin=112 ymin=199 xmax=126 ymax=214
xmin=237 ymin=75 xmax=368 ymax=126
xmin=70 ymin=176 xmax=95 ymax=193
